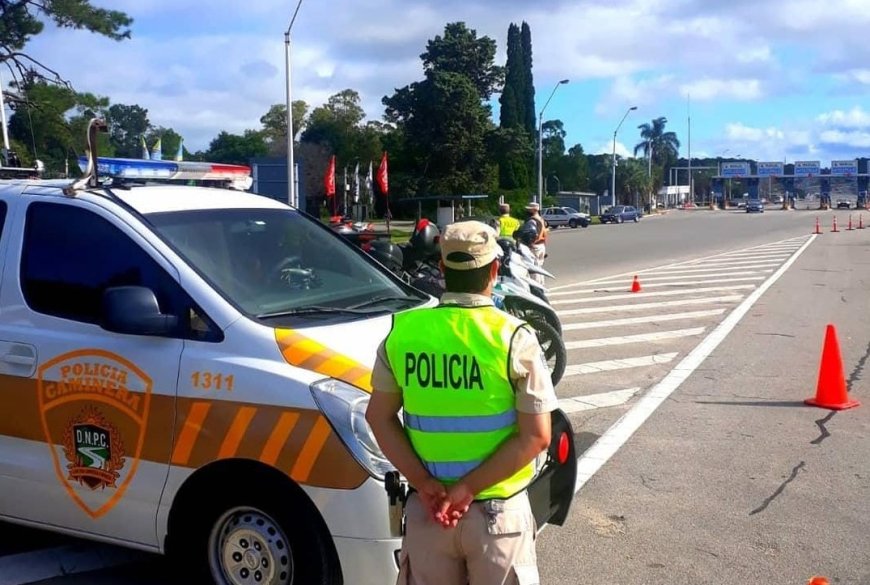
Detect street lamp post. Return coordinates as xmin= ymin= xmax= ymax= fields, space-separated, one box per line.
xmin=610 ymin=106 xmax=637 ymax=207
xmin=537 ymin=79 xmax=569 ymax=203
xmin=284 ymin=0 xmax=303 ymax=208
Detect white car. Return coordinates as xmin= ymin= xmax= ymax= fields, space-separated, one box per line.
xmin=542 ymin=206 xmax=590 ymax=229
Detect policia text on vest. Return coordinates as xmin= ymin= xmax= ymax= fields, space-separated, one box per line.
xmin=403 ymin=352 xmax=483 ymax=391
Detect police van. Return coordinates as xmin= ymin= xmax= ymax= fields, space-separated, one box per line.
xmin=0 ymin=120 xmax=576 ymax=584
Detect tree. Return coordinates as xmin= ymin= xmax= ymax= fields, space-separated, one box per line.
xmin=106 ymin=104 xmax=149 ymax=158
xmin=205 ymin=130 xmax=268 ymax=165
xmin=7 ymin=78 xmax=111 ymax=175
xmin=301 ymin=89 xmax=369 ymax=163
xmin=384 ymin=71 xmax=496 ymax=196
xmin=0 ymin=1 xmax=132 ymax=85
xmin=520 ymin=22 xmax=536 ymax=138
xmin=420 ymin=22 xmax=504 ymax=101
xmin=146 ymin=126 xmax=184 ymax=160
xmin=259 ymin=100 xmax=309 ymax=150
xmin=634 ymin=116 xmax=680 ymax=169
xmin=499 ymin=24 xmax=522 ymax=130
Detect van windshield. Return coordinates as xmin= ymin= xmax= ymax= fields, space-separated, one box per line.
xmin=146 ymin=208 xmax=426 ymax=322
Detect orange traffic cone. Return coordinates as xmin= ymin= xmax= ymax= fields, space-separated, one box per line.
xmin=805 ymin=324 xmax=860 ymax=410
xmin=807 ymin=578 xmax=830 ymax=585
xmin=630 ymin=275 xmax=642 ymax=293
xmin=814 ymin=217 xmax=821 ymax=234
xmin=832 ymin=216 xmax=838 ymax=232
xmin=847 ymin=215 xmax=853 ymax=231
xmin=859 ymin=214 xmax=865 ymax=230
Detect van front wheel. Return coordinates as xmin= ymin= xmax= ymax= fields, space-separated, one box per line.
xmin=208 ymin=505 xmax=295 ymax=585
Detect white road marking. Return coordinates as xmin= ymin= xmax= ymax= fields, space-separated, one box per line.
xmin=557 ymin=295 xmax=745 ymax=317
xmin=552 ymin=284 xmax=756 ymax=305
xmin=564 ymin=234 xmax=817 ymax=500
xmin=647 ymin=262 xmax=782 ymax=276
xmin=558 ymin=388 xmax=642 ymax=414
xmin=580 ymin=269 xmax=772 ymax=286
xmin=562 ymin=353 xmax=679 ymax=377
xmin=680 ymin=258 xmax=792 ymax=268
xmin=564 ymin=327 xmax=706 ymax=350
xmin=561 ymin=309 xmax=726 ymax=331
xmin=550 ymin=276 xmax=765 ymax=295
xmin=0 ymin=543 xmax=145 ymax=585
xmin=716 ymin=252 xmax=795 ymax=260
xmin=549 ymin=235 xmax=809 ymax=291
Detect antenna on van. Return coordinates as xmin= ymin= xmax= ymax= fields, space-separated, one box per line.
xmin=65 ymin=117 xmax=108 ymax=195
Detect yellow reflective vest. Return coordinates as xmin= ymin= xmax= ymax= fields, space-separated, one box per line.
xmin=384 ymin=304 xmax=536 ymax=500
xmin=498 ymin=214 xmax=522 ymax=238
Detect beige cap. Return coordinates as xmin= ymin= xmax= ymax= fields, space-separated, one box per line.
xmin=440 ymin=221 xmax=499 ymax=270
xmin=525 ymin=202 xmax=540 ymax=211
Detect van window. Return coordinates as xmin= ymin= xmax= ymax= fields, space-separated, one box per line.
xmin=146 ymin=207 xmax=427 ymax=323
xmin=20 ymin=202 xmax=219 ymax=341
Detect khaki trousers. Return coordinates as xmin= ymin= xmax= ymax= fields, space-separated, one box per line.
xmin=530 ymin=243 xmax=546 ymax=286
xmin=396 ymin=490 xmax=540 ymax=585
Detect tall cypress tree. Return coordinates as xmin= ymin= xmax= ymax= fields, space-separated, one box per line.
xmin=521 ymin=22 xmax=536 ymax=138
xmin=499 ymin=23 xmax=522 ymax=130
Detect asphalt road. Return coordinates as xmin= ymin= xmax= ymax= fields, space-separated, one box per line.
xmin=2 ymin=205 xmax=868 ymax=584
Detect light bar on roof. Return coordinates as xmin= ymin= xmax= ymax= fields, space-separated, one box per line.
xmin=76 ymin=156 xmax=251 ymax=182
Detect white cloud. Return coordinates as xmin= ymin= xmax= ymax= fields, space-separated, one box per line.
xmin=815 ymin=107 xmax=870 ymax=129
xmin=14 ymin=0 xmax=870 ymax=155
xmin=680 ymin=78 xmax=764 ymax=102
xmin=592 ymin=141 xmax=633 ymax=158
xmin=818 ymin=130 xmax=870 ymax=148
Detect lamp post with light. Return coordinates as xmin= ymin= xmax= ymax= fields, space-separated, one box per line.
xmin=610 ymin=106 xmax=637 ymax=208
xmin=537 ymin=79 xmax=569 ymax=203
xmin=284 ymin=0 xmax=303 ymax=208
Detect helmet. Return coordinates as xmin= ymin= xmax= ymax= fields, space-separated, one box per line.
xmin=515 ymin=219 xmax=538 ymax=247
xmin=367 ymin=239 xmax=405 ymax=274
xmin=409 ymin=218 xmax=441 ymax=259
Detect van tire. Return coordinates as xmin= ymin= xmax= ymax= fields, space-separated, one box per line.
xmin=170 ymin=474 xmax=338 ymax=585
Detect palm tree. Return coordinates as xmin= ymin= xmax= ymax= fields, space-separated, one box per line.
xmin=634 ymin=116 xmax=680 ymax=169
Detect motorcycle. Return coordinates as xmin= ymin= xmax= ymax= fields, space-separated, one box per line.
xmin=364 ymin=221 xmax=567 ymax=386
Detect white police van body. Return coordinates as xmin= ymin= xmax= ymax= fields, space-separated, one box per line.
xmin=0 ymin=126 xmax=577 ymax=584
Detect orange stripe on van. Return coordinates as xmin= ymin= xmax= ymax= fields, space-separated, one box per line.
xmin=171 ymin=402 xmax=211 ymax=465
xmin=291 ymin=416 xmax=331 ymax=483
xmin=217 ymin=406 xmax=257 ymax=459
xmin=275 ymin=329 xmax=373 ymax=392
xmin=259 ymin=411 xmax=300 ymax=465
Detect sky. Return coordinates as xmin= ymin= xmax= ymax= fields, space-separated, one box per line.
xmin=19 ymin=0 xmax=870 ymax=165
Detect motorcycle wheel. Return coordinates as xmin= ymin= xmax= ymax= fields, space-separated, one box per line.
xmin=522 ymin=314 xmax=567 ymax=387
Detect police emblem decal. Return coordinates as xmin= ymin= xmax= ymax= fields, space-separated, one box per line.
xmin=62 ymin=407 xmax=125 ymax=491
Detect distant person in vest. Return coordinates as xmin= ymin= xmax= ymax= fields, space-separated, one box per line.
xmin=497 ymin=202 xmax=521 ymax=238
xmin=523 ymin=202 xmax=548 ymax=285
xmin=366 ymin=220 xmax=558 ymax=585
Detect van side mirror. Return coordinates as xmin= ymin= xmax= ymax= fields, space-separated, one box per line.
xmin=100 ymin=286 xmax=178 ymax=336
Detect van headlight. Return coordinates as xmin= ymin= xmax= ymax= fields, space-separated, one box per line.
xmin=309 ymin=378 xmax=395 ymax=480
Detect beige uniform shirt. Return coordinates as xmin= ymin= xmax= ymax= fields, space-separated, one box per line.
xmin=370 ymin=292 xmax=559 ymax=414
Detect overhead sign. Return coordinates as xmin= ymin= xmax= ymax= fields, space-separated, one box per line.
xmin=794 ymin=161 xmax=820 ymax=177
xmin=757 ymin=162 xmax=784 ymax=177
xmin=721 ymin=162 xmax=751 ymax=178
xmin=831 ymin=159 xmax=858 ymax=176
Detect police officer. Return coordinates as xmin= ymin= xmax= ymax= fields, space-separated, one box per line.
xmin=497 ymin=203 xmax=521 ymax=238
xmin=523 ymin=202 xmax=548 ymax=285
xmin=365 ymin=220 xmax=558 ymax=585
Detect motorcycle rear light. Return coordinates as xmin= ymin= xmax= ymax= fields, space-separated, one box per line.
xmin=557 ymin=432 xmax=569 ymax=464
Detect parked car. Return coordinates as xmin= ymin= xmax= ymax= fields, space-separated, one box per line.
xmin=542 ymin=206 xmax=590 ymax=228
xmin=599 ymin=205 xmax=640 ymax=224
xmin=836 ymin=199 xmax=851 ymax=209
xmin=746 ymin=199 xmax=764 ymax=213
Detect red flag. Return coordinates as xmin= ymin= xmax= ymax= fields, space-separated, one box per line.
xmin=324 ymin=155 xmax=336 ymax=197
xmin=376 ymin=151 xmax=389 ymax=195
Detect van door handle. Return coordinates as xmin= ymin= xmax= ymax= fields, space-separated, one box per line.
xmin=1 ymin=353 xmax=35 ymax=366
